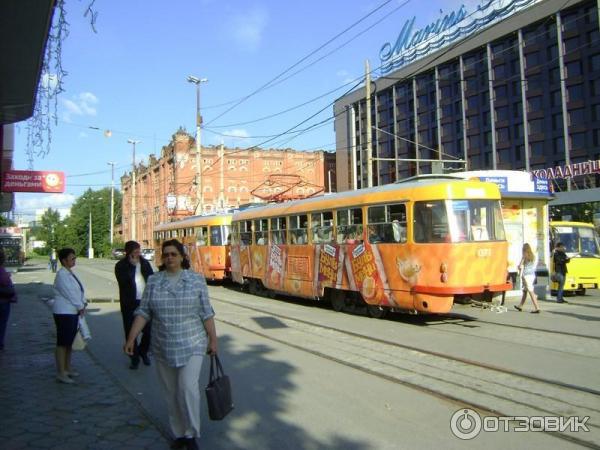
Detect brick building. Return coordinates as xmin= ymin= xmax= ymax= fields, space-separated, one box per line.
xmin=121 ymin=128 xmax=336 ymax=248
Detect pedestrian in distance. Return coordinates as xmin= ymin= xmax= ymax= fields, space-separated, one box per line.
xmin=52 ymin=248 xmax=87 ymax=384
xmin=115 ymin=240 xmax=154 ymax=370
xmin=514 ymin=243 xmax=541 ymax=313
xmin=0 ymin=248 xmax=17 ymax=351
xmin=49 ymin=248 xmax=58 ymax=273
xmin=552 ymin=242 xmax=570 ymax=303
xmin=124 ymin=239 xmax=218 ymax=450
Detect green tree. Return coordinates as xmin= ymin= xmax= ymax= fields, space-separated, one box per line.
xmin=66 ymin=188 xmax=115 ymax=257
xmin=0 ymin=215 xmax=15 ymax=227
xmin=38 ymin=208 xmax=62 ymax=252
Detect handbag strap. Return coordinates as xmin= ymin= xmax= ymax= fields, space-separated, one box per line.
xmin=209 ymin=354 xmax=225 ymax=382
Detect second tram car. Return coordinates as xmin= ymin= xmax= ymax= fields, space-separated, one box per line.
xmin=153 ymin=214 xmax=232 ymax=281
xmin=229 ymin=176 xmax=510 ymax=316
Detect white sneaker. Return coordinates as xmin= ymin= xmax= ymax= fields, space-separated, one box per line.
xmin=56 ymin=374 xmax=75 ymax=384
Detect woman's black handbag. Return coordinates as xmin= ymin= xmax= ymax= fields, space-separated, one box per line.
xmin=205 ymin=354 xmax=233 ymax=420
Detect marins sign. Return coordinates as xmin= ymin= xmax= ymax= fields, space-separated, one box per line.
xmin=379 ymin=0 xmax=541 ymax=74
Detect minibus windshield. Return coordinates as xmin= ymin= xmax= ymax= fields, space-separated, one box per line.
xmin=553 ymin=226 xmax=600 ymax=257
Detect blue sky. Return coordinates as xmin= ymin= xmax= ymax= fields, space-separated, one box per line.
xmin=14 ymin=0 xmax=480 ymax=220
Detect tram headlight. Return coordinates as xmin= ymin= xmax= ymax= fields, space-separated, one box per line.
xmin=440 ymin=262 xmax=448 ymax=283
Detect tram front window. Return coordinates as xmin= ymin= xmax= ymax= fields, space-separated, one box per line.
xmin=414 ymin=200 xmax=505 ymax=243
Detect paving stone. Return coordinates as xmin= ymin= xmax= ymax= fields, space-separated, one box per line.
xmin=0 ymin=273 xmax=168 ymax=450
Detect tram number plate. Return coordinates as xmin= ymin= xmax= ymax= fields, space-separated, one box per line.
xmin=477 ymin=248 xmax=491 ymax=258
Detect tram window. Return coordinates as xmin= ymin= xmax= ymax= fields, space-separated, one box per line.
xmin=270 ymin=217 xmax=287 ymax=245
xmin=240 ymin=220 xmax=253 ymax=245
xmin=367 ymin=204 xmax=407 ymax=243
xmin=289 ymin=214 xmax=308 ymax=245
xmin=210 ymin=226 xmax=223 ymax=246
xmin=450 ymin=200 xmax=505 ymax=241
xmin=336 ymin=208 xmax=363 ymax=244
xmin=414 ymin=201 xmax=449 ymax=243
xmin=196 ymin=226 xmax=208 ymax=246
xmin=254 ymin=219 xmax=268 ymax=245
xmin=311 ymin=211 xmax=333 ymax=244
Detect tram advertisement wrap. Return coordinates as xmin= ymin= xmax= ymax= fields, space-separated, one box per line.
xmin=346 ymin=242 xmax=391 ymax=306
xmin=266 ymin=244 xmax=286 ymax=290
xmin=316 ymin=244 xmax=344 ymax=290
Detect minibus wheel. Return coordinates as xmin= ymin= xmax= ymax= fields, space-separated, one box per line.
xmin=577 ymin=288 xmax=586 ymax=296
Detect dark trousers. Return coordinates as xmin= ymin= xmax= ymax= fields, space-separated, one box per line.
xmin=555 ymin=273 xmax=566 ymax=302
xmin=0 ymin=302 xmax=10 ymax=349
xmin=121 ymin=302 xmax=151 ymax=361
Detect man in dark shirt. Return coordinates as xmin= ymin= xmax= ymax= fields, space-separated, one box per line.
xmin=553 ymin=242 xmax=570 ymax=304
xmin=115 ymin=241 xmax=154 ymax=369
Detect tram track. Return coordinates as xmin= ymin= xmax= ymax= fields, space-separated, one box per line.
xmin=210 ymin=291 xmax=600 ymax=449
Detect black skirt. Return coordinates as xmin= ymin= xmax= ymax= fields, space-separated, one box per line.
xmin=53 ymin=314 xmax=79 ymax=347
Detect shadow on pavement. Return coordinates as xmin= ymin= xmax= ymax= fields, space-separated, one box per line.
xmin=86 ymin=302 xmax=373 ymax=449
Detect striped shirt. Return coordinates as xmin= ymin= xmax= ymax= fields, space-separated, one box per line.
xmin=134 ymin=269 xmax=215 ymax=367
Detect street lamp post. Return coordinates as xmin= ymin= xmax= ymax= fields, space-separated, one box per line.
xmin=187 ymin=75 xmax=208 ymax=215
xmin=88 ymin=210 xmax=93 ymax=259
xmin=107 ymin=161 xmax=115 ymax=246
xmin=127 ymin=139 xmax=141 ymax=240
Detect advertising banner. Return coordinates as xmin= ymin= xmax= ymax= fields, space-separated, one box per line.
xmin=1 ymin=170 xmax=65 ymax=193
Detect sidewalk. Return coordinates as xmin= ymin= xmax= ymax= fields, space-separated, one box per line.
xmin=0 ymin=274 xmax=168 ymax=450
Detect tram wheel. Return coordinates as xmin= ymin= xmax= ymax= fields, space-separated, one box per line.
xmin=366 ymin=304 xmax=388 ymax=319
xmin=331 ymin=291 xmax=345 ymax=312
xmin=248 ymin=279 xmax=259 ymax=295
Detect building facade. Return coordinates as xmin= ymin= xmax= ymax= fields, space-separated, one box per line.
xmin=121 ymin=128 xmax=336 ymax=248
xmin=334 ymin=0 xmax=600 ymax=192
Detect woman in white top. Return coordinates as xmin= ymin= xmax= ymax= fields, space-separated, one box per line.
xmin=514 ymin=243 xmax=541 ymax=313
xmin=53 ymin=248 xmax=87 ymax=383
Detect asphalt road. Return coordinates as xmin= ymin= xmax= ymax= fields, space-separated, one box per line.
xmin=19 ymin=257 xmax=600 ymax=449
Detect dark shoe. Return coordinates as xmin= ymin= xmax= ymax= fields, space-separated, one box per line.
xmin=531 ymin=309 xmax=541 ymax=314
xmin=170 ymin=437 xmax=187 ymax=449
xmin=129 ymin=357 xmax=140 ymax=370
xmin=185 ymin=438 xmax=199 ymax=450
xmin=141 ymin=354 xmax=151 ymax=366
xmin=513 ymin=305 xmax=522 ymax=312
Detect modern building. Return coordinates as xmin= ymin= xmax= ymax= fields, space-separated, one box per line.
xmin=334 ymin=0 xmax=600 ymax=194
xmin=121 ymin=128 xmax=336 ymax=248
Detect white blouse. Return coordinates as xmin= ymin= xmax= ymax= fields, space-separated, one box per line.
xmin=52 ymin=267 xmax=87 ymax=314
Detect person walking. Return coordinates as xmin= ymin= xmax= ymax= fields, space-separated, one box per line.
xmin=553 ymin=242 xmax=570 ymax=303
xmin=0 ymin=248 xmax=17 ymax=351
xmin=124 ymin=239 xmax=218 ymax=450
xmin=49 ymin=248 xmax=58 ymax=273
xmin=115 ymin=240 xmax=154 ymax=369
xmin=514 ymin=243 xmax=541 ymax=313
xmin=52 ymin=248 xmax=87 ymax=384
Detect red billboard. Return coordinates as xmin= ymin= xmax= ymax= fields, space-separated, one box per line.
xmin=1 ymin=170 xmax=65 ymax=193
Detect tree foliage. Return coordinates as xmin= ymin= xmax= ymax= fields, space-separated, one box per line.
xmin=33 ymin=188 xmax=122 ymax=258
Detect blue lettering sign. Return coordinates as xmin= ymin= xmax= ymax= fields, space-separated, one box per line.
xmin=534 ymin=178 xmax=549 ymax=193
xmin=379 ymin=0 xmax=538 ymax=74
xmin=479 ymin=176 xmax=507 ymax=192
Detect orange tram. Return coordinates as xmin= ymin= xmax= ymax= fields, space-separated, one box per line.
xmin=153 ymin=213 xmax=232 ymax=281
xmin=229 ymin=176 xmax=511 ymax=317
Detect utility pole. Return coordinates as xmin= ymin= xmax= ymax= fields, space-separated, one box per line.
xmin=365 ymin=60 xmax=373 ymax=188
xmin=219 ymin=143 xmax=224 ymax=209
xmin=127 ymin=139 xmax=141 ymax=240
xmin=187 ymin=75 xmax=208 ymax=215
xmin=107 ymin=162 xmax=116 ymax=245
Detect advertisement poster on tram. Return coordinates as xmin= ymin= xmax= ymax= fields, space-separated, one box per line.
xmin=315 ymin=244 xmax=344 ymax=290
xmin=345 ymin=242 xmax=391 ymax=306
xmin=265 ymin=244 xmax=286 ymax=290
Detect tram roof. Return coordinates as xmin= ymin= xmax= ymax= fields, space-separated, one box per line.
xmin=154 ymin=213 xmax=233 ymax=231
xmin=233 ymin=176 xmax=500 ymax=220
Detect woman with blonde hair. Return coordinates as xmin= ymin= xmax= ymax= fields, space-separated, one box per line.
xmin=514 ymin=243 xmax=541 ymax=313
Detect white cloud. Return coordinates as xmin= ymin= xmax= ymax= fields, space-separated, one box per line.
xmin=15 ymin=193 xmax=76 ymax=220
xmin=61 ymin=92 xmax=98 ymax=122
xmin=211 ymin=129 xmax=251 ymax=148
xmin=336 ymin=69 xmax=355 ymax=85
xmin=227 ymin=7 xmax=268 ymax=52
